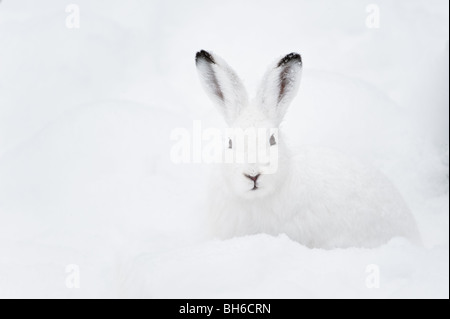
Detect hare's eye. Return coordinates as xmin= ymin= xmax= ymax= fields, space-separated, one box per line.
xmin=269 ymin=134 xmax=277 ymax=146
xmin=228 ymin=138 xmax=233 ymax=149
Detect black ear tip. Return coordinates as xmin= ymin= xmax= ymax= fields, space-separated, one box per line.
xmin=196 ymin=50 xmax=216 ymax=65
xmin=277 ymin=52 xmax=302 ymax=67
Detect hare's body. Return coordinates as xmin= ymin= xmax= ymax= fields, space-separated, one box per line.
xmin=208 ymin=147 xmax=419 ymax=248
xmin=196 ymin=50 xmax=420 ymax=248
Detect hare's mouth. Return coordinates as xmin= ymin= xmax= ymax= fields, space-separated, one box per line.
xmin=244 ymin=174 xmax=261 ymax=191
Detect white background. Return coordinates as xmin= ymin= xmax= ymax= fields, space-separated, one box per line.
xmin=0 ymin=0 xmax=448 ymax=298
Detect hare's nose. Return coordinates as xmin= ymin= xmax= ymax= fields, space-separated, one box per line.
xmin=244 ymin=173 xmax=261 ymax=182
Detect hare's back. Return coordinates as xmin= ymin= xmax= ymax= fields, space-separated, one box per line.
xmin=290 ymin=147 xmax=420 ymax=247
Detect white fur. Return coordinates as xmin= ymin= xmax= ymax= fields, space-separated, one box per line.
xmin=196 ymin=51 xmax=420 ymax=249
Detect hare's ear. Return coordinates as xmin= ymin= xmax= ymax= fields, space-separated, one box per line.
xmin=196 ymin=50 xmax=248 ymax=124
xmin=256 ymin=53 xmax=302 ymax=125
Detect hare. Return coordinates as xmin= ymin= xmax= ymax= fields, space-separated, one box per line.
xmin=195 ymin=50 xmax=420 ymax=248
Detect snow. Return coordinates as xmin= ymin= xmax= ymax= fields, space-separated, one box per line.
xmin=0 ymin=0 xmax=448 ymax=298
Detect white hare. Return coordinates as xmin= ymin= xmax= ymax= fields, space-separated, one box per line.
xmin=195 ymin=50 xmax=420 ymax=248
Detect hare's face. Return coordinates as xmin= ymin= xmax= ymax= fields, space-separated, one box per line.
xmin=196 ymin=50 xmax=302 ymax=199
xmin=223 ymin=110 xmax=285 ymax=198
